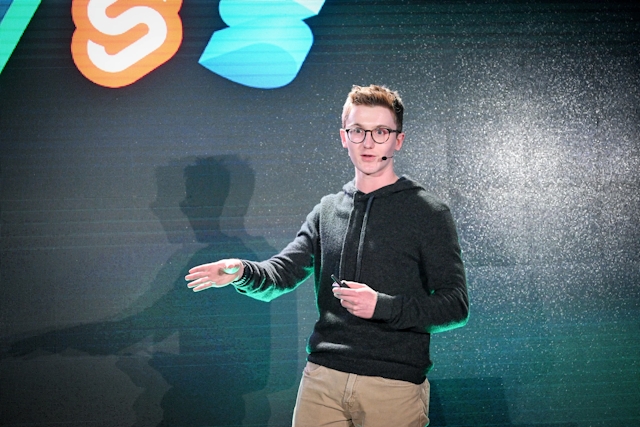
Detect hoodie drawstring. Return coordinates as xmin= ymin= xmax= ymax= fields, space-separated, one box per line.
xmin=355 ymin=196 xmax=374 ymax=282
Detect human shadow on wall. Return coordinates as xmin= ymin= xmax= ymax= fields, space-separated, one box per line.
xmin=4 ymin=156 xmax=297 ymax=426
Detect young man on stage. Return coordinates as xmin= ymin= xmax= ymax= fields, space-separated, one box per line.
xmin=186 ymin=84 xmax=469 ymax=427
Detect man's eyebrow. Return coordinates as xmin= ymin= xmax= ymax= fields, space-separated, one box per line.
xmin=346 ymin=122 xmax=389 ymax=128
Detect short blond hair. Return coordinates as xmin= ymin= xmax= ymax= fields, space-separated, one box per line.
xmin=341 ymin=84 xmax=404 ymax=132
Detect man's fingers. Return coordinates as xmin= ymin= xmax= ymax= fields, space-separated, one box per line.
xmin=332 ymin=287 xmax=357 ymax=299
xmin=188 ymin=278 xmax=222 ymax=292
xmin=187 ymin=264 xmax=208 ymax=274
xmin=185 ymin=272 xmax=202 ymax=281
xmin=193 ymin=281 xmax=216 ymax=292
xmin=344 ymin=299 xmax=356 ymax=308
xmin=186 ymin=278 xmax=208 ymax=288
xmin=342 ymin=281 xmax=365 ymax=289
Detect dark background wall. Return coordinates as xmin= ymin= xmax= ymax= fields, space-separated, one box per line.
xmin=1 ymin=1 xmax=638 ymax=426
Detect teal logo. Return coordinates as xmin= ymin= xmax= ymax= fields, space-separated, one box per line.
xmin=199 ymin=0 xmax=325 ymax=89
xmin=0 ymin=0 xmax=41 ymax=73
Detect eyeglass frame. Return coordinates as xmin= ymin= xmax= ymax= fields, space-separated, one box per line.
xmin=343 ymin=127 xmax=401 ymax=144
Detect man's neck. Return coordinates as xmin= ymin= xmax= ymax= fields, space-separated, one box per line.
xmin=354 ymin=170 xmax=399 ymax=194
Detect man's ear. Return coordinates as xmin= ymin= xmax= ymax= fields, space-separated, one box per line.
xmin=395 ymin=132 xmax=405 ymax=151
xmin=340 ymin=129 xmax=349 ymax=148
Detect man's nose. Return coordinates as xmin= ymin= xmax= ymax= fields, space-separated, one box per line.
xmin=362 ymin=132 xmax=376 ymax=147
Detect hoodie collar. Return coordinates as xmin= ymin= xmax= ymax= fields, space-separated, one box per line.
xmin=342 ymin=175 xmax=422 ymax=199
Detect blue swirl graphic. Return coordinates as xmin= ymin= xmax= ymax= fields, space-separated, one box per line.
xmin=199 ymin=0 xmax=325 ymax=89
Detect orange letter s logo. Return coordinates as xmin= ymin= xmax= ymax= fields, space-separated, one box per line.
xmin=71 ymin=0 xmax=182 ymax=88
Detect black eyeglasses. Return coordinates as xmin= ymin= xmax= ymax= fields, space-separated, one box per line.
xmin=344 ymin=127 xmax=400 ymax=144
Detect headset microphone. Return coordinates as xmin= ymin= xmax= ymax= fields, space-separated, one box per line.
xmin=381 ymin=155 xmax=394 ymax=161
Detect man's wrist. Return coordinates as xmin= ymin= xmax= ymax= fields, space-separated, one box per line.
xmin=231 ymin=261 xmax=251 ymax=287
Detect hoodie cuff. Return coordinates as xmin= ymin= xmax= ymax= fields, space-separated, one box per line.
xmin=371 ymin=292 xmax=394 ymax=321
xmin=232 ymin=261 xmax=252 ymax=292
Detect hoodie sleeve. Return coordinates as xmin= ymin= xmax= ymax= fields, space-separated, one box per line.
xmin=232 ymin=204 xmax=319 ymax=302
xmin=372 ymin=205 xmax=469 ymax=333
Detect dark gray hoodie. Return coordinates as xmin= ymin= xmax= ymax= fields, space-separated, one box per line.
xmin=235 ymin=176 xmax=468 ymax=384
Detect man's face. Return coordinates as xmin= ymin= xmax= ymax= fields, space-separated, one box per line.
xmin=340 ymin=105 xmax=405 ymax=178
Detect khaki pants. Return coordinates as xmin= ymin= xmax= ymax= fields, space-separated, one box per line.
xmin=292 ymin=362 xmax=430 ymax=427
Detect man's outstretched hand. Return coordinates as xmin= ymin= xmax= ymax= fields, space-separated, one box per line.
xmin=185 ymin=259 xmax=244 ymax=292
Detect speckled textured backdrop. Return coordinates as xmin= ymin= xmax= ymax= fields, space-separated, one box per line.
xmin=1 ymin=1 xmax=638 ymax=426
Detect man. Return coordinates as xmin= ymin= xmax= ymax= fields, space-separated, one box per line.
xmin=185 ymin=84 xmax=469 ymax=426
